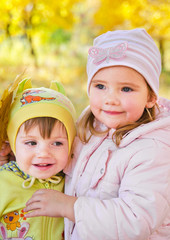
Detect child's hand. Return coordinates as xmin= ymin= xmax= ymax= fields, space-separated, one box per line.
xmin=0 ymin=142 xmax=15 ymax=166
xmin=24 ymin=189 xmax=77 ymax=222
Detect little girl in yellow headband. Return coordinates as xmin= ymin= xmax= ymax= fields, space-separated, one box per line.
xmin=0 ymin=77 xmax=76 ymax=240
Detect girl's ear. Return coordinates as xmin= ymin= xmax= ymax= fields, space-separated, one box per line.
xmin=146 ymin=94 xmax=157 ymax=108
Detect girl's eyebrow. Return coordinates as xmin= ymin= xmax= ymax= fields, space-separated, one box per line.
xmin=118 ymin=81 xmax=141 ymax=88
xmin=51 ymin=136 xmax=68 ymax=139
xmin=20 ymin=135 xmax=37 ymax=139
xmin=91 ymin=79 xmax=106 ymax=83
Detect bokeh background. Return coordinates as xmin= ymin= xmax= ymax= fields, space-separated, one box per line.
xmin=0 ymin=0 xmax=170 ymax=117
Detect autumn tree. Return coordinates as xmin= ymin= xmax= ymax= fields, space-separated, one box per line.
xmin=0 ymin=0 xmax=79 ymax=65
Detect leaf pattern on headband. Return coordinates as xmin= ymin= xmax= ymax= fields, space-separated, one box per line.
xmin=88 ymin=42 xmax=128 ymax=65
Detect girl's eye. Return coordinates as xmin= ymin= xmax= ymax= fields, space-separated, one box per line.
xmin=122 ymin=87 xmax=133 ymax=92
xmin=53 ymin=142 xmax=63 ymax=146
xmin=25 ymin=141 xmax=37 ymax=146
xmin=96 ymin=84 xmax=105 ymax=90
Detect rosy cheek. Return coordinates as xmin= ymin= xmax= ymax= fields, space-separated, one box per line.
xmin=122 ymin=99 xmax=135 ymax=111
xmin=122 ymin=100 xmax=139 ymax=118
xmin=90 ymin=99 xmax=99 ymax=109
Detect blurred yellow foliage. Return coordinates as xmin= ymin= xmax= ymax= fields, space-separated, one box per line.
xmin=0 ymin=0 xmax=170 ymax=117
xmin=94 ymin=0 xmax=170 ymax=39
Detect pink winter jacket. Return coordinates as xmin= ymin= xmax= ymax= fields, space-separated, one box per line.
xmin=64 ymin=97 xmax=170 ymax=240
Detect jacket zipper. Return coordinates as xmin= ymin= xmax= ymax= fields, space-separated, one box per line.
xmin=42 ymin=182 xmax=52 ymax=240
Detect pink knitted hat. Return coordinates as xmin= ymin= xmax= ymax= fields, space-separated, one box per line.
xmin=87 ymin=28 xmax=161 ymax=97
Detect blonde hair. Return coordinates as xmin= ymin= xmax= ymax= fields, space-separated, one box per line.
xmin=78 ymin=86 xmax=159 ymax=147
xmin=22 ymin=117 xmax=67 ymax=139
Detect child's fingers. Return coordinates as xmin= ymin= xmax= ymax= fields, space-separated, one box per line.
xmin=9 ymin=154 xmax=16 ymax=161
xmin=24 ymin=200 xmax=49 ymax=218
xmin=0 ymin=153 xmax=15 ymax=164
xmin=0 ymin=142 xmax=11 ymax=156
xmin=26 ymin=189 xmax=47 ymax=205
xmin=26 ymin=195 xmax=41 ymax=207
xmin=24 ymin=209 xmax=42 ymax=218
xmin=24 ymin=201 xmax=41 ymax=212
xmin=28 ymin=189 xmax=47 ymax=199
xmin=0 ymin=142 xmax=15 ymax=163
xmin=0 ymin=159 xmax=9 ymax=166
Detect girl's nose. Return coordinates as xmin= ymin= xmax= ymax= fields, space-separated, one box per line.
xmin=36 ymin=143 xmax=50 ymax=157
xmin=105 ymin=90 xmax=120 ymax=105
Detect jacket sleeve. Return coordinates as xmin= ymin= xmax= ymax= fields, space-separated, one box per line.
xmin=74 ymin=141 xmax=170 ymax=240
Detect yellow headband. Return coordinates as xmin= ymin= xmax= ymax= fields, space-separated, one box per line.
xmin=6 ymin=78 xmax=76 ymax=154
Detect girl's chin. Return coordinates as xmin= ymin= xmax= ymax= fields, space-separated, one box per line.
xmin=30 ymin=172 xmax=55 ymax=180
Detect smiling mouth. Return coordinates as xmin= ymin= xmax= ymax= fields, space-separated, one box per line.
xmin=33 ymin=164 xmax=53 ymax=167
xmin=103 ymin=110 xmax=123 ymax=115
